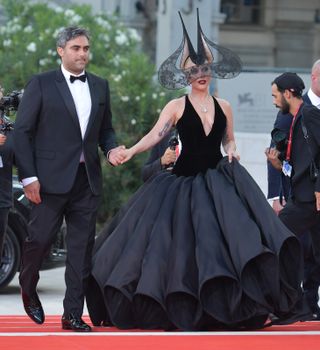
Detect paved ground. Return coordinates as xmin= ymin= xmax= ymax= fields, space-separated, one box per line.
xmin=0 ymin=267 xmax=86 ymax=316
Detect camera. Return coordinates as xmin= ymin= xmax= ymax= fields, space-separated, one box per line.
xmin=0 ymin=115 xmax=14 ymax=133
xmin=168 ymin=131 xmax=179 ymax=150
xmin=271 ymin=128 xmax=288 ymax=161
xmin=0 ymin=90 xmax=22 ymax=134
xmin=0 ymin=90 xmax=23 ymax=111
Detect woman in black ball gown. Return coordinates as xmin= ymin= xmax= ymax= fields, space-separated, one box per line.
xmin=86 ymin=10 xmax=304 ymax=330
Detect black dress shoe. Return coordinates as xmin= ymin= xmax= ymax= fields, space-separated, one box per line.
xmin=62 ymin=314 xmax=92 ymax=332
xmin=21 ymin=291 xmax=45 ymax=324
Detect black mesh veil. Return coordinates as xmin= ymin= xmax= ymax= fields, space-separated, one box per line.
xmin=158 ymin=9 xmax=242 ymax=90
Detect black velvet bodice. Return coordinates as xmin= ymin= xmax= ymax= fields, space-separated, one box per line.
xmin=172 ymin=95 xmax=227 ymax=176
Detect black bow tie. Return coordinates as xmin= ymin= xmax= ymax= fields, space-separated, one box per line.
xmin=70 ymin=74 xmax=86 ymax=83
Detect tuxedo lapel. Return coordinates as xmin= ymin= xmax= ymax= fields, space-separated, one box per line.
xmin=84 ymin=73 xmax=99 ymax=139
xmin=54 ymin=69 xmax=82 ymax=132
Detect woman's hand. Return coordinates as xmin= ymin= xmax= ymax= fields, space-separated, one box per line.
xmin=223 ymin=139 xmax=239 ymax=163
xmin=227 ymin=148 xmax=240 ymax=163
xmin=108 ymin=145 xmax=126 ymax=166
xmin=120 ymin=148 xmax=135 ymax=164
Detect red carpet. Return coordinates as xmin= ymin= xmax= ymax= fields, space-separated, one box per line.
xmin=0 ymin=315 xmax=319 ymax=350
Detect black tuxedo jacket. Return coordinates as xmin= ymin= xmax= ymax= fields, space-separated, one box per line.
xmin=291 ymin=103 xmax=320 ymax=201
xmin=14 ymin=68 xmax=117 ymax=195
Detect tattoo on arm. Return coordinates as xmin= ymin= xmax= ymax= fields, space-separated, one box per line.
xmin=158 ymin=121 xmax=171 ymax=137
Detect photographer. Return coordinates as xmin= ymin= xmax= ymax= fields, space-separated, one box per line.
xmin=0 ymin=92 xmax=15 ymax=263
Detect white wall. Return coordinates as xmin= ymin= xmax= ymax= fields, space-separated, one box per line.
xmin=234 ymin=132 xmax=270 ymax=196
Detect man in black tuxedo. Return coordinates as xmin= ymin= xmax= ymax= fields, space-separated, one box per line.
xmin=267 ymin=62 xmax=320 ymax=318
xmin=14 ymin=27 xmax=125 ymax=332
xmin=269 ymin=72 xmax=320 ymax=320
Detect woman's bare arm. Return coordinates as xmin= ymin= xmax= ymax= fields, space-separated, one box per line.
xmin=217 ymin=97 xmax=240 ymax=162
xmin=121 ymin=97 xmax=184 ymax=163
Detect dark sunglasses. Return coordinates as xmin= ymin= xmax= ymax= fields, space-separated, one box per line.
xmin=183 ymin=63 xmax=212 ymax=75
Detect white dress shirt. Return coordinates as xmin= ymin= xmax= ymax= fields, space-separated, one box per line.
xmin=307 ymin=88 xmax=320 ymax=109
xmin=22 ymin=65 xmax=92 ymax=187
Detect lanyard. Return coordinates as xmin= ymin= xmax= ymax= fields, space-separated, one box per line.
xmin=285 ymin=108 xmax=301 ymax=162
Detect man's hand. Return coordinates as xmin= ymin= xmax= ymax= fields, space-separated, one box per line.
xmin=272 ymin=198 xmax=285 ymax=215
xmin=0 ymin=134 xmax=6 ymax=145
xmin=160 ymin=147 xmax=176 ymax=167
xmin=120 ymin=148 xmax=135 ymax=164
xmin=24 ymin=180 xmax=41 ymax=204
xmin=315 ymin=191 xmax=320 ymax=211
xmin=107 ymin=145 xmax=126 ymax=166
xmin=265 ymin=147 xmax=282 ymax=171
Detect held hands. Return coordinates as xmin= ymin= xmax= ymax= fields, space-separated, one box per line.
xmin=107 ymin=145 xmax=137 ymax=166
xmin=120 ymin=148 xmax=135 ymax=164
xmin=108 ymin=145 xmax=127 ymax=166
xmin=24 ymin=180 xmax=41 ymax=204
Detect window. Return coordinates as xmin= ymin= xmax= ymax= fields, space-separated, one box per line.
xmin=221 ymin=0 xmax=261 ymax=24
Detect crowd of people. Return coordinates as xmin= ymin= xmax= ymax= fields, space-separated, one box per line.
xmin=1 ymin=10 xmax=320 ymax=332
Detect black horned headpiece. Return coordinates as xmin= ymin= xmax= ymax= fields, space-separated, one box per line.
xmin=158 ymin=9 xmax=242 ymax=90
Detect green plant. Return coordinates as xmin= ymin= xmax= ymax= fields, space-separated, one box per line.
xmin=0 ymin=0 xmax=177 ymax=224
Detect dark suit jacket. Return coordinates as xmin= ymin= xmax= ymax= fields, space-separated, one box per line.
xmin=14 ymin=68 xmax=117 ymax=195
xmin=141 ymin=133 xmax=172 ymax=182
xmin=290 ymin=103 xmax=320 ymax=201
xmin=267 ymin=93 xmax=313 ymax=199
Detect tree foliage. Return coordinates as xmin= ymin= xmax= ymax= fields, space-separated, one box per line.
xmin=0 ymin=0 xmax=177 ymax=224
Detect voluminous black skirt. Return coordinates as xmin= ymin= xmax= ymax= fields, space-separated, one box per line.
xmin=86 ymin=158 xmax=303 ymax=330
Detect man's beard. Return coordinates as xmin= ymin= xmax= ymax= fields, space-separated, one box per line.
xmin=279 ymin=95 xmax=290 ymax=114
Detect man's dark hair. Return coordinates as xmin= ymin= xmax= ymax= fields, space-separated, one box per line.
xmin=273 ymin=84 xmax=302 ymax=98
xmin=271 ymin=72 xmax=305 ymax=98
xmin=56 ymin=27 xmax=90 ymax=48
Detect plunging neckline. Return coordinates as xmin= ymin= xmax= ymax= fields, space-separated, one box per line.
xmin=187 ymin=95 xmax=215 ymax=137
